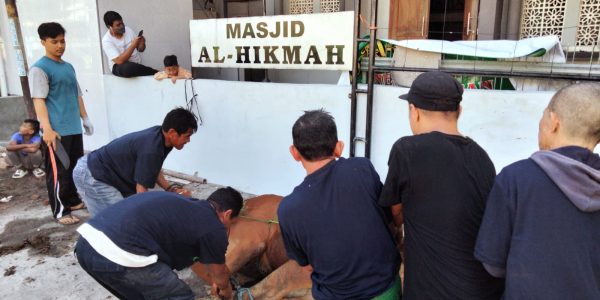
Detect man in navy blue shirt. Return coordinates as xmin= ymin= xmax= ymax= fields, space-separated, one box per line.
xmin=278 ymin=110 xmax=401 ymax=300
xmin=75 ymin=187 xmax=243 ymax=300
xmin=475 ymin=82 xmax=600 ymax=299
xmin=73 ymin=108 xmax=197 ymax=216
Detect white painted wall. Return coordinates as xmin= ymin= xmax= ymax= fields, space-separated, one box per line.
xmin=99 ymin=77 xmax=599 ymax=197
xmin=0 ymin=6 xmax=23 ymax=95
xmin=103 ymin=76 xmax=351 ymax=196
xmin=369 ymin=86 xmax=555 ymax=178
xmin=97 ymin=0 xmax=193 ymax=73
xmin=16 ymin=0 xmax=110 ymax=150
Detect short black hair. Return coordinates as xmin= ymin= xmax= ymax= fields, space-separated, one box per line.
xmin=292 ymin=109 xmax=338 ymax=161
xmin=37 ymin=22 xmax=65 ymax=40
xmin=103 ymin=11 xmax=122 ymax=28
xmin=161 ymin=107 xmax=198 ymax=135
xmin=23 ymin=119 xmax=40 ymax=135
xmin=164 ymin=55 xmax=179 ymax=67
xmin=207 ymin=187 xmax=243 ymax=217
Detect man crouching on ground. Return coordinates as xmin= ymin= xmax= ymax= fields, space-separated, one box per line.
xmin=278 ymin=109 xmax=401 ymax=299
xmin=75 ymin=187 xmax=242 ymax=299
xmin=73 ymin=107 xmax=197 ymax=216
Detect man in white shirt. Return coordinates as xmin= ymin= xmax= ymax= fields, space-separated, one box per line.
xmin=101 ymin=11 xmax=157 ymax=78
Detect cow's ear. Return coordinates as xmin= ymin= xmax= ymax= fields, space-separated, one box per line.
xmin=289 ymin=145 xmax=302 ymax=161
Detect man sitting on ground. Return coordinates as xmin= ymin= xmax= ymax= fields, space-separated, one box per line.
xmin=475 ymin=82 xmax=600 ymax=299
xmin=6 ymin=119 xmax=45 ymax=179
xmin=101 ymin=10 xmax=157 ymax=77
xmin=75 ymin=187 xmax=242 ymax=299
xmin=278 ymin=109 xmax=401 ymax=300
xmin=73 ymin=107 xmax=197 ymax=216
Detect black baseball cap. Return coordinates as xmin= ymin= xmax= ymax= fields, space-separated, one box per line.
xmin=399 ymin=71 xmax=464 ymax=111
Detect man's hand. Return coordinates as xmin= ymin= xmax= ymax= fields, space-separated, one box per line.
xmin=136 ymin=36 xmax=146 ymax=52
xmin=43 ymin=129 xmax=59 ymax=150
xmin=130 ymin=36 xmax=142 ymax=50
xmin=211 ymin=282 xmax=233 ymax=300
xmin=82 ymin=117 xmax=94 ymax=135
xmin=218 ymin=284 xmax=233 ymax=299
xmin=173 ymin=187 xmax=191 ymax=196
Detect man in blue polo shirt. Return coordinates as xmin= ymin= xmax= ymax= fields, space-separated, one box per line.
xmin=73 ymin=108 xmax=197 ymax=216
xmin=75 ymin=187 xmax=243 ymax=299
xmin=475 ymin=82 xmax=600 ymax=299
xmin=278 ymin=110 xmax=401 ymax=300
xmin=30 ymin=22 xmax=94 ymax=225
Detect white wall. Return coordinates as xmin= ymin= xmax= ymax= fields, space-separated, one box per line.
xmin=16 ymin=0 xmax=110 ymax=150
xmin=98 ymin=76 xmax=595 ymax=197
xmin=369 ymin=86 xmax=554 ymax=178
xmin=103 ymin=76 xmax=351 ymax=196
xmin=0 ymin=6 xmax=23 ymax=95
xmin=97 ymin=0 xmax=193 ymax=73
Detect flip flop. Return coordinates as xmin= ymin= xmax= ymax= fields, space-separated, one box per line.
xmin=57 ymin=215 xmax=80 ymax=225
xmin=70 ymin=202 xmax=86 ymax=211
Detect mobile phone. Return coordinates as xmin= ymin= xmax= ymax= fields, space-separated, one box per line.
xmin=138 ymin=30 xmax=144 ymax=37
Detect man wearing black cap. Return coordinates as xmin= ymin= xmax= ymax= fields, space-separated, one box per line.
xmin=378 ymin=71 xmax=504 ymax=299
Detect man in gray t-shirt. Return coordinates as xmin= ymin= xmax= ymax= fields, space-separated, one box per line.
xmin=30 ymin=22 xmax=94 ymax=225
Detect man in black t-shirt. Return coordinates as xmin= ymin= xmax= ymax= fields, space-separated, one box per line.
xmin=73 ymin=108 xmax=197 ymax=216
xmin=378 ymin=71 xmax=504 ymax=299
xmin=75 ymin=187 xmax=243 ymax=300
xmin=278 ymin=110 xmax=401 ymax=300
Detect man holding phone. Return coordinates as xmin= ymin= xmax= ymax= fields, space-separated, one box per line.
xmin=101 ymin=11 xmax=157 ymax=77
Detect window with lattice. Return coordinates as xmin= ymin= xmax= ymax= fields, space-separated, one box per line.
xmin=288 ymin=0 xmax=340 ymax=14
xmin=520 ymin=0 xmax=567 ymax=40
xmin=289 ymin=0 xmax=314 ymax=14
xmin=577 ymin=0 xmax=600 ymax=47
xmin=321 ymin=0 xmax=341 ymax=13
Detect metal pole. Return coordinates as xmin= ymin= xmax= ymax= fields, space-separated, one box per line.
xmin=365 ymin=0 xmax=378 ymax=158
xmin=371 ymin=65 xmax=600 ymax=81
xmin=4 ymin=0 xmax=35 ymax=118
xmin=349 ymin=0 xmax=361 ymax=157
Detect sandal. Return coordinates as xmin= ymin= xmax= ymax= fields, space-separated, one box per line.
xmin=12 ymin=169 xmax=28 ymax=179
xmin=57 ymin=215 xmax=80 ymax=225
xmin=32 ymin=168 xmax=46 ymax=178
xmin=70 ymin=202 xmax=86 ymax=211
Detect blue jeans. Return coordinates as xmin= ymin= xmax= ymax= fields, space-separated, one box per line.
xmin=75 ymin=237 xmax=195 ymax=300
xmin=72 ymin=155 xmax=124 ymax=216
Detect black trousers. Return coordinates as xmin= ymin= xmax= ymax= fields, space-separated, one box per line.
xmin=42 ymin=134 xmax=84 ymax=218
xmin=112 ymin=61 xmax=157 ymax=78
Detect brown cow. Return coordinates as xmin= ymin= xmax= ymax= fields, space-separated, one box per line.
xmin=193 ymin=195 xmax=313 ymax=299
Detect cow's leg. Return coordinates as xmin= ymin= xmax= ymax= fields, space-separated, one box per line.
xmin=245 ymin=260 xmax=312 ymax=300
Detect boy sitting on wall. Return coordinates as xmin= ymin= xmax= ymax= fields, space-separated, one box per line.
xmin=6 ymin=119 xmax=45 ymax=179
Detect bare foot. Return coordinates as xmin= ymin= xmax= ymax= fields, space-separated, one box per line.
xmin=70 ymin=202 xmax=86 ymax=211
xmin=57 ymin=215 xmax=80 ymax=225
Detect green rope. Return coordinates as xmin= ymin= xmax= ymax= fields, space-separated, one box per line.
xmin=239 ymin=215 xmax=279 ymax=224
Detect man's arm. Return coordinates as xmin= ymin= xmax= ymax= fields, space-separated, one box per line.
xmin=390 ymin=203 xmax=404 ymax=256
xmin=78 ymin=94 xmax=94 ymax=135
xmin=23 ymin=142 xmax=41 ymax=153
xmin=5 ymin=140 xmax=29 ymax=151
xmin=111 ymin=36 xmax=141 ymax=65
xmin=33 ymin=98 xmax=58 ymax=150
xmin=135 ymin=183 xmax=148 ymax=194
xmin=156 ymin=170 xmax=192 ymax=196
